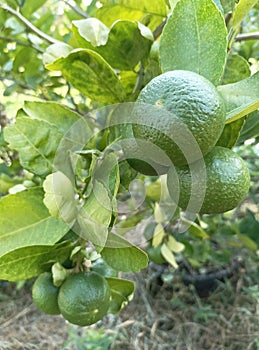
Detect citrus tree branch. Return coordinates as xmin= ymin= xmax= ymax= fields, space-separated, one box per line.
xmin=235 ymin=32 xmax=259 ymax=42
xmin=63 ymin=0 xmax=89 ymax=19
xmin=0 ymin=2 xmax=59 ymax=44
xmin=0 ymin=35 xmax=44 ymax=52
xmin=153 ymin=19 xmax=167 ymax=40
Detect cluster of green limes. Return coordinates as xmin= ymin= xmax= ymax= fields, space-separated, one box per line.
xmin=127 ymin=70 xmax=250 ymax=214
xmin=32 ymin=270 xmax=111 ymax=326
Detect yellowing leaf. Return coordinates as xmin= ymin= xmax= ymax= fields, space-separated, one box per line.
xmin=43 ymin=171 xmax=78 ymax=224
xmin=167 ymin=235 xmax=185 ymax=253
xmin=232 ymin=0 xmax=258 ymax=30
xmin=72 ymin=18 xmax=109 ymax=47
xmin=152 ymin=223 xmax=165 ymax=247
xmin=181 ymin=219 xmax=209 ymax=239
xmin=161 ymin=243 xmax=178 ymax=268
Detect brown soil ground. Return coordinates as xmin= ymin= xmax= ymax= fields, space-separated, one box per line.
xmin=0 ymin=263 xmax=259 ymax=350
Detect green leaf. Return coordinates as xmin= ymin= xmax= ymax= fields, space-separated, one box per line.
xmin=43 ymin=172 xmax=78 ymax=224
xmin=4 ymin=101 xmax=95 ymax=177
xmin=237 ymin=231 xmax=258 ymax=251
xmin=106 ymin=277 xmax=135 ymax=314
xmin=45 ymin=49 xmax=126 ymax=103
xmin=218 ymin=71 xmax=259 ymax=123
xmin=22 ymin=101 xmax=95 ymax=176
xmin=182 ymin=219 xmax=209 ymax=238
xmin=3 ymin=0 xmax=17 ymax=9
xmin=146 ymin=180 xmax=162 ymax=202
xmin=212 ymin=0 xmax=224 ymax=13
xmin=96 ymin=0 xmax=167 ymax=30
xmin=101 ymin=232 xmax=148 ymax=272
xmin=73 ymin=19 xmax=153 ymax=70
xmin=4 ymin=17 xmax=25 ymax=35
xmin=20 ymin=0 xmax=48 ymax=16
xmin=0 ymin=242 xmax=73 ymax=281
xmin=22 ymin=101 xmax=87 ymax=133
xmin=101 ymin=21 xmax=153 ymax=70
xmin=0 ymin=188 xmax=70 ymax=258
xmin=160 ymin=0 xmax=227 ymax=86
xmin=93 ymin=152 xmax=120 ymax=199
xmin=116 ymin=212 xmax=144 ymax=233
xmin=238 ymin=210 xmax=259 ymax=244
xmin=77 ymin=181 xmax=112 ymax=249
xmin=237 ymin=111 xmax=259 ymax=144
xmin=231 ymin=0 xmax=258 ymax=30
xmin=221 ymin=53 xmax=251 ymax=85
xmin=77 ymin=152 xmax=120 ymax=248
xmin=4 ymin=116 xmax=63 ymax=176
xmin=0 ymin=173 xmax=21 ymax=194
xmin=220 ymin=0 xmax=235 ymax=13
xmin=216 ymin=117 xmax=246 ymax=148
xmin=120 ymin=70 xmax=138 ymax=95
xmin=12 ymin=47 xmax=42 ymax=88
xmin=161 ymin=243 xmax=178 ymax=268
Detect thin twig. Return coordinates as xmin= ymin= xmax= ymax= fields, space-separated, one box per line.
xmin=0 ymin=35 xmax=44 ymax=52
xmin=153 ymin=19 xmax=167 ymax=40
xmin=63 ymin=0 xmax=89 ymax=19
xmin=225 ymin=12 xmax=232 ymax=27
xmin=0 ymin=304 xmax=34 ymax=328
xmin=0 ymin=2 xmax=59 ymax=44
xmin=235 ymin=32 xmax=259 ymax=42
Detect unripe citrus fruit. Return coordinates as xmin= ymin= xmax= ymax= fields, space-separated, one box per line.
xmin=131 ymin=70 xmax=225 ymax=174
xmin=147 ymin=244 xmax=166 ymax=264
xmin=167 ymin=146 xmax=250 ymax=214
xmin=32 ymin=272 xmax=60 ymax=315
xmin=58 ymin=271 xmax=110 ymax=326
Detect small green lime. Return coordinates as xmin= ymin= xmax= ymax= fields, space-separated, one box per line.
xmin=147 ymin=244 xmax=166 ymax=264
xmin=58 ymin=271 xmax=110 ymax=326
xmin=32 ymin=272 xmax=60 ymax=315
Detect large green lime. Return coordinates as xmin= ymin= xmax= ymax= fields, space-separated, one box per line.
xmin=58 ymin=271 xmax=110 ymax=326
xmin=132 ymin=70 xmax=226 ymax=174
xmin=167 ymin=146 xmax=250 ymax=214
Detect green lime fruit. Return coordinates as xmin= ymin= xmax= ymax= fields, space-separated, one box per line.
xmin=32 ymin=272 xmax=60 ymax=315
xmin=107 ymin=100 xmax=170 ymax=176
xmin=147 ymin=244 xmax=166 ymax=264
xmin=167 ymin=146 xmax=250 ymax=214
xmin=58 ymin=271 xmax=110 ymax=326
xmin=132 ymin=70 xmax=226 ymax=173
